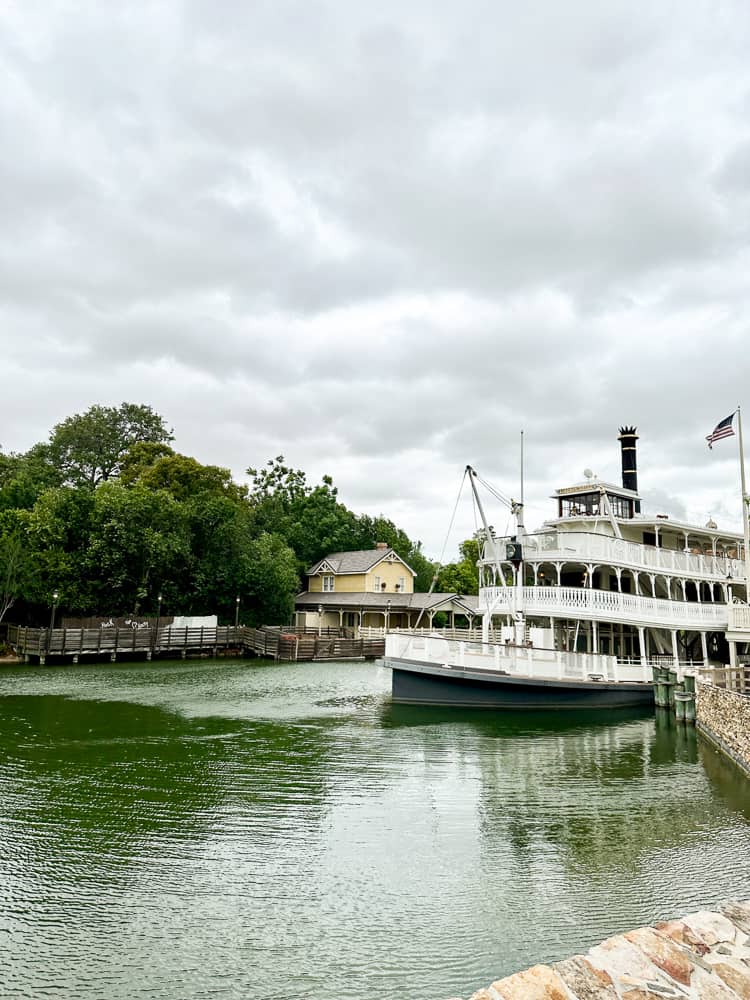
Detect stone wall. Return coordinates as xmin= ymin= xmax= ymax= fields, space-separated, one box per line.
xmin=448 ymin=901 xmax=750 ymax=999
xmin=696 ymin=680 xmax=750 ymax=777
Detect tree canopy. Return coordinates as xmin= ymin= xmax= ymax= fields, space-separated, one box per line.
xmin=435 ymin=539 xmax=480 ymax=595
xmin=0 ymin=408 xmax=438 ymax=626
xmin=48 ymin=403 xmax=174 ymax=488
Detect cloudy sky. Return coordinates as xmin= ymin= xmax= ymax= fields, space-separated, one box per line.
xmin=2 ymin=0 xmax=750 ymax=557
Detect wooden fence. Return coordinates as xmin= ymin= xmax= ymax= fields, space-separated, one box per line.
xmin=696 ymin=663 xmax=750 ymax=695
xmin=6 ymin=624 xmax=384 ymax=664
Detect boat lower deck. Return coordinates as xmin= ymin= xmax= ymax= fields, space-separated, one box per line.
xmin=388 ymin=658 xmax=655 ymax=710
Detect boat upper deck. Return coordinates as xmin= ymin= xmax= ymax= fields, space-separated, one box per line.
xmin=483 ymin=527 xmax=746 ymax=582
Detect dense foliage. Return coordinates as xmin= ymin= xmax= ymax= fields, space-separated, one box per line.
xmin=0 ymin=404 xmax=438 ymax=626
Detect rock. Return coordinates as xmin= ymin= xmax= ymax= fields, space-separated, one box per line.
xmin=553 ymin=955 xmax=618 ymax=998
xmin=624 ymin=927 xmax=694 ymax=985
xmin=488 ymin=964 xmax=570 ymax=999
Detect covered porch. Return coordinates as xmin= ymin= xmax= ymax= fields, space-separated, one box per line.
xmin=294 ymin=591 xmax=478 ymax=637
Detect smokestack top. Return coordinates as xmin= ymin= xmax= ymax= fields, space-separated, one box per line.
xmin=618 ymin=425 xmax=640 ymax=513
xmin=618 ymin=426 xmax=639 ymax=439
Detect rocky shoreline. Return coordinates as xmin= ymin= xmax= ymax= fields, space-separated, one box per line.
xmin=449 ymin=901 xmax=750 ymax=999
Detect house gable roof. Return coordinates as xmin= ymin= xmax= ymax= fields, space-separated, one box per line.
xmin=307 ymin=547 xmax=416 ymax=577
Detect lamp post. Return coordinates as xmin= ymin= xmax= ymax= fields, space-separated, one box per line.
xmin=235 ymin=595 xmax=240 ymax=629
xmin=154 ymin=591 xmax=163 ymax=652
xmin=386 ymin=599 xmax=391 ymax=633
xmin=318 ymin=604 xmax=323 ymax=636
xmin=48 ymin=590 xmax=59 ymax=655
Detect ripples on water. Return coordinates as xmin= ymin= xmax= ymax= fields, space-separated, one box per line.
xmin=0 ymin=658 xmax=749 ymax=1000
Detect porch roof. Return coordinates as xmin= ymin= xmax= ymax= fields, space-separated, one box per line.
xmin=295 ymin=591 xmax=477 ymax=613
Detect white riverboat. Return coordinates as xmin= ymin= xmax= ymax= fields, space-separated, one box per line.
xmin=387 ymin=426 xmax=750 ymax=709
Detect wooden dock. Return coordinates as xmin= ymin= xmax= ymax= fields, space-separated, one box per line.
xmin=6 ymin=624 xmax=384 ymax=665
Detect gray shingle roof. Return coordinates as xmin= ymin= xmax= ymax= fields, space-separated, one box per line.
xmin=307 ymin=547 xmax=416 ymax=576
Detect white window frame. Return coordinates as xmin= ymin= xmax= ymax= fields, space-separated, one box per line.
xmin=322 ymin=575 xmax=334 ymax=592
xmin=373 ymin=575 xmax=381 ymax=592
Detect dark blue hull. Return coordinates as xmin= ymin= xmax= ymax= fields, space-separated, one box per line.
xmin=388 ymin=659 xmax=654 ymax=711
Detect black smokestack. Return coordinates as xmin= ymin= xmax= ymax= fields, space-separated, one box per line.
xmin=618 ymin=426 xmax=640 ymax=513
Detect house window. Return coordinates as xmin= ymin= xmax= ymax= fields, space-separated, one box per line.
xmin=322 ymin=575 xmax=334 ymax=592
xmin=373 ymin=575 xmax=380 ymax=592
xmin=397 ymin=576 xmax=405 ymax=592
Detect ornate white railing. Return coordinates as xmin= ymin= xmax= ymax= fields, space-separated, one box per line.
xmin=361 ymin=626 xmax=488 ymax=641
xmin=479 ymin=585 xmax=728 ymax=629
xmin=385 ymin=632 xmax=653 ymax=684
xmin=728 ymin=605 xmax=750 ymax=631
xmin=484 ymin=530 xmax=744 ymax=581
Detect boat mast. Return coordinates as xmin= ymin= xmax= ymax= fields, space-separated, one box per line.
xmin=466 ymin=464 xmax=493 ymax=566
xmin=514 ymin=430 xmax=526 ymax=644
xmin=517 ymin=430 xmax=525 ymax=535
xmin=467 ymin=465 xmax=524 ymax=643
xmin=737 ymin=406 xmax=750 ymax=601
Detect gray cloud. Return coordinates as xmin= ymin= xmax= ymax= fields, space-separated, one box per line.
xmin=2 ymin=1 xmax=750 ymax=555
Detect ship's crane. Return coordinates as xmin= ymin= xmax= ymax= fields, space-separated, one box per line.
xmin=466 ymin=465 xmax=527 ymax=644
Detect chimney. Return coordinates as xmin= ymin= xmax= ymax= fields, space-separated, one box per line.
xmin=618 ymin=426 xmax=640 ymax=513
xmin=375 ymin=541 xmax=388 ymax=550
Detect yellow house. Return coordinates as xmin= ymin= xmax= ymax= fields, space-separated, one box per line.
xmin=295 ymin=544 xmax=477 ymax=634
xmin=306 ymin=543 xmax=416 ymax=595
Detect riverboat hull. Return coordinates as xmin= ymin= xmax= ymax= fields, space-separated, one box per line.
xmin=388 ymin=658 xmax=654 ymax=710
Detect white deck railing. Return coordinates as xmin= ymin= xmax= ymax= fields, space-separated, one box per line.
xmin=385 ymin=632 xmax=653 ymax=684
xmin=485 ymin=530 xmax=744 ymax=582
xmin=728 ymin=605 xmax=750 ymax=631
xmin=479 ymin=585 xmax=728 ymax=629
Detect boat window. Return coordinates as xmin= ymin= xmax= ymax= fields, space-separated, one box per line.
xmin=561 ymin=494 xmax=600 ymax=517
xmin=608 ymin=495 xmax=633 ymax=518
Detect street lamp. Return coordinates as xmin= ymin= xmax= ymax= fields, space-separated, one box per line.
xmin=386 ymin=599 xmax=391 ymax=632
xmin=318 ymin=604 xmax=323 ymax=636
xmin=154 ymin=591 xmax=163 ymax=652
xmin=48 ymin=590 xmax=59 ymax=655
xmin=49 ymin=591 xmax=59 ymax=632
xmin=235 ymin=595 xmax=240 ymax=629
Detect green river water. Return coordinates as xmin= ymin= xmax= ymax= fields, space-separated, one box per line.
xmin=1 ymin=657 xmax=750 ymax=1000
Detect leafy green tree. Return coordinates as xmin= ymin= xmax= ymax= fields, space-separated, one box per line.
xmin=0 ymin=443 xmax=64 ymax=510
xmin=248 ymin=456 xmax=437 ymax=587
xmin=182 ymin=494 xmax=257 ymax=616
xmin=81 ymin=483 xmax=191 ymax=615
xmin=22 ymin=487 xmax=96 ymax=610
xmin=435 ymin=539 xmax=480 ymax=595
xmin=356 ymin=514 xmax=436 ymax=590
xmin=238 ymin=532 xmax=300 ymax=625
xmin=122 ymin=444 xmax=246 ymax=503
xmin=48 ymin=403 xmax=173 ymax=488
xmin=247 ymin=456 xmax=361 ymax=569
xmin=0 ymin=510 xmax=33 ymax=623
xmin=118 ymin=442 xmax=176 ymax=485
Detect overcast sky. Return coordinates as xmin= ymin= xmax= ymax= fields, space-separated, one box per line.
xmin=2 ymin=1 xmax=750 ymax=558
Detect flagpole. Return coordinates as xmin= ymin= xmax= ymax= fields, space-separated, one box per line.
xmin=737 ymin=405 xmax=750 ymax=602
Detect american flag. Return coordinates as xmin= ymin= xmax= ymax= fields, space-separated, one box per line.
xmin=706 ymin=413 xmax=735 ymax=449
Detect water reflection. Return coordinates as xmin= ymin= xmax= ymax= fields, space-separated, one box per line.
xmin=0 ymin=660 xmax=749 ymax=1000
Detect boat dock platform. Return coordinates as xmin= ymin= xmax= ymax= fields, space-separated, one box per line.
xmin=449 ymin=900 xmax=750 ymax=1000
xmin=5 ymin=624 xmax=384 ymax=665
